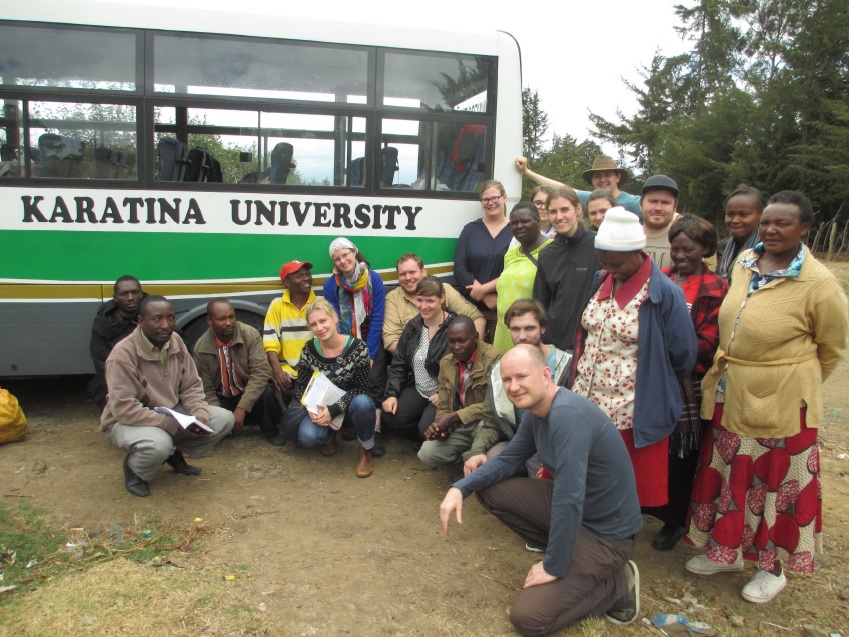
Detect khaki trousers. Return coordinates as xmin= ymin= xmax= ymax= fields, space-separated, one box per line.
xmin=106 ymin=404 xmax=234 ymax=481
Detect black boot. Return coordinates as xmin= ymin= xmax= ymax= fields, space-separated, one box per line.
xmin=164 ymin=450 xmax=202 ymax=476
xmin=123 ymin=455 xmax=150 ymax=497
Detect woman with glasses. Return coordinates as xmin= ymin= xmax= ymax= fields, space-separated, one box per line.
xmin=530 ymin=185 xmax=556 ymax=238
xmin=454 ymin=179 xmax=512 ymax=342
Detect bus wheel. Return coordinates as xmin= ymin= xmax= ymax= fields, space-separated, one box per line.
xmin=181 ymin=310 xmax=265 ymax=354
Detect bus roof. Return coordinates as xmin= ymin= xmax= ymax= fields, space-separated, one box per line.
xmin=3 ymin=0 xmax=520 ymax=58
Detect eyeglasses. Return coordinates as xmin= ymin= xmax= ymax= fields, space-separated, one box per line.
xmin=532 ymin=200 xmax=546 ymax=207
xmin=480 ymin=195 xmax=504 ymax=204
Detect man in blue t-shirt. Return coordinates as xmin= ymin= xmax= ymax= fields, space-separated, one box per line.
xmin=515 ymin=154 xmax=642 ymax=220
xmin=439 ymin=345 xmax=642 ymax=636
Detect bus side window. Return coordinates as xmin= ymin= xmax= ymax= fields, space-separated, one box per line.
xmin=38 ymin=133 xmax=86 ymax=179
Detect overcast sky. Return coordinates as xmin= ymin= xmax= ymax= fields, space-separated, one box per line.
xmin=101 ymin=0 xmax=690 ymax=153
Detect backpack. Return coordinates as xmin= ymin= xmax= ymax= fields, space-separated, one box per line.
xmin=156 ymin=137 xmax=190 ymax=181
xmin=185 ymin=148 xmax=223 ymax=182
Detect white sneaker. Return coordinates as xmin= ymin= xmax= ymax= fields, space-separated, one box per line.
xmin=525 ymin=543 xmax=544 ymax=553
xmin=605 ymin=560 xmax=640 ymax=625
xmin=685 ymin=554 xmax=744 ymax=576
xmin=741 ymin=569 xmax=786 ymax=603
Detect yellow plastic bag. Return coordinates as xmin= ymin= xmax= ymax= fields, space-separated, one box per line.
xmin=0 ymin=388 xmax=27 ymax=444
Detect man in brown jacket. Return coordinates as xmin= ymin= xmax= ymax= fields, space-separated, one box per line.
xmin=418 ymin=316 xmax=501 ymax=467
xmin=193 ymin=299 xmax=284 ymax=445
xmin=101 ymin=296 xmax=234 ymax=497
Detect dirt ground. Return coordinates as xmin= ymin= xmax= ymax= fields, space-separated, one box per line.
xmin=1 ymin=355 xmax=848 ymax=636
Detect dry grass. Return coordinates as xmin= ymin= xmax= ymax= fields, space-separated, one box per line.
xmin=824 ymin=260 xmax=849 ymax=294
xmin=0 ymin=505 xmax=264 ymax=637
xmin=0 ymin=558 xmax=265 ymax=637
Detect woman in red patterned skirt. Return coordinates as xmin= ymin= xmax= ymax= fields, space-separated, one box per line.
xmin=646 ymin=215 xmax=728 ymax=551
xmin=685 ymin=191 xmax=849 ymax=603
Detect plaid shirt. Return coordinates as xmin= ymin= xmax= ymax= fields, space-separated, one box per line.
xmin=663 ymin=265 xmax=729 ymax=376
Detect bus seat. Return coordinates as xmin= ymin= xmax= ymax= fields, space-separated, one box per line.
xmin=437 ymin=125 xmax=486 ymax=192
xmin=0 ymin=143 xmax=21 ymax=177
xmin=379 ymin=146 xmax=399 ymax=187
xmin=185 ymin=148 xmax=223 ymax=182
xmin=156 ymin=137 xmax=189 ymax=181
xmin=269 ymin=142 xmax=295 ymax=184
xmin=37 ymin=133 xmax=86 ymax=178
xmin=349 ymin=156 xmax=365 ymax=186
xmin=94 ymin=147 xmax=129 ymax=179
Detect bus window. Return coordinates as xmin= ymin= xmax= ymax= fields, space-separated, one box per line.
xmin=154 ymin=105 xmax=367 ymax=186
xmin=0 ymin=24 xmax=137 ymax=91
xmin=260 ymin=111 xmax=365 ymax=187
xmin=382 ymin=51 xmax=494 ymax=113
xmin=28 ymin=100 xmax=137 ymax=180
xmin=0 ymin=100 xmax=24 ymax=178
xmin=152 ymin=33 xmax=369 ymax=105
xmin=381 ymin=118 xmax=487 ymax=192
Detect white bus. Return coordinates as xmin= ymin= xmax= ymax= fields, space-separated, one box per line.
xmin=0 ymin=0 xmax=522 ymax=377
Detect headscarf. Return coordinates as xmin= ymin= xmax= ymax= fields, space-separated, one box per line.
xmin=329 ymin=238 xmax=373 ymax=338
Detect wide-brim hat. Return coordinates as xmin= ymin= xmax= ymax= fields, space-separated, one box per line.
xmin=582 ymin=155 xmax=629 ymax=185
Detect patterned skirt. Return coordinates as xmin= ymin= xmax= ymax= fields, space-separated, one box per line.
xmin=685 ymin=404 xmax=821 ymax=573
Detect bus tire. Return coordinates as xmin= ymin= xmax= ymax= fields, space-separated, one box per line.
xmin=181 ymin=310 xmax=265 ymax=354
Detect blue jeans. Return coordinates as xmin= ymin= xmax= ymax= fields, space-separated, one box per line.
xmin=297 ymin=394 xmax=376 ymax=450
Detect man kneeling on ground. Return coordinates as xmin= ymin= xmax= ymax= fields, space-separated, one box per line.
xmin=100 ymin=295 xmax=234 ymax=497
xmin=193 ymin=299 xmax=285 ymax=445
xmin=418 ymin=315 xmax=500 ymax=467
xmin=439 ymin=345 xmax=642 ymax=635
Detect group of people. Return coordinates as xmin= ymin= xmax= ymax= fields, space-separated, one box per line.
xmin=89 ymin=153 xmax=848 ymax=636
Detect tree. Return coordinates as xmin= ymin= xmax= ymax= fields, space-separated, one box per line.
xmin=534 ymin=134 xmax=603 ymax=192
xmin=588 ymin=0 xmax=849 ymax=227
xmin=521 ymin=88 xmax=549 ymax=163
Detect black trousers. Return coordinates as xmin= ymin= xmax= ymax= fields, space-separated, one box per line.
xmin=381 ymin=385 xmax=437 ymax=439
xmin=217 ymin=382 xmax=282 ymax=439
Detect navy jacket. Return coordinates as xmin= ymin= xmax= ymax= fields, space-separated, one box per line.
xmin=571 ymin=260 xmax=697 ymax=448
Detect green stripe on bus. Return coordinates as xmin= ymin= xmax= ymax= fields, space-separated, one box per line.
xmin=1 ymin=230 xmax=458 ymax=281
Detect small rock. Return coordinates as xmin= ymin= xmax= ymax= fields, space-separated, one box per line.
xmin=108 ymin=524 xmax=123 ymax=542
xmin=257 ymin=602 xmax=268 ymax=612
xmin=803 ymin=626 xmax=828 ymax=637
xmin=729 ymin=615 xmax=745 ymax=628
xmin=79 ymin=615 xmax=96 ymax=625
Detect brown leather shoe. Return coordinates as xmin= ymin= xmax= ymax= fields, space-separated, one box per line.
xmin=319 ymin=431 xmax=337 ymax=457
xmin=356 ymin=445 xmax=373 ymax=478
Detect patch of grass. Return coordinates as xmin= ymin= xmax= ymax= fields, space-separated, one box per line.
xmin=0 ymin=499 xmax=72 ymax=593
xmin=0 ymin=505 xmax=266 ymax=636
xmin=0 ymin=502 xmax=219 ymax=602
xmin=0 ymin=558 xmax=266 ymax=637
xmin=824 ymin=261 xmax=849 ymax=295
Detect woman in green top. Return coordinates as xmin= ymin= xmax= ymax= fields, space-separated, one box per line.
xmin=493 ymin=202 xmax=552 ymax=352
